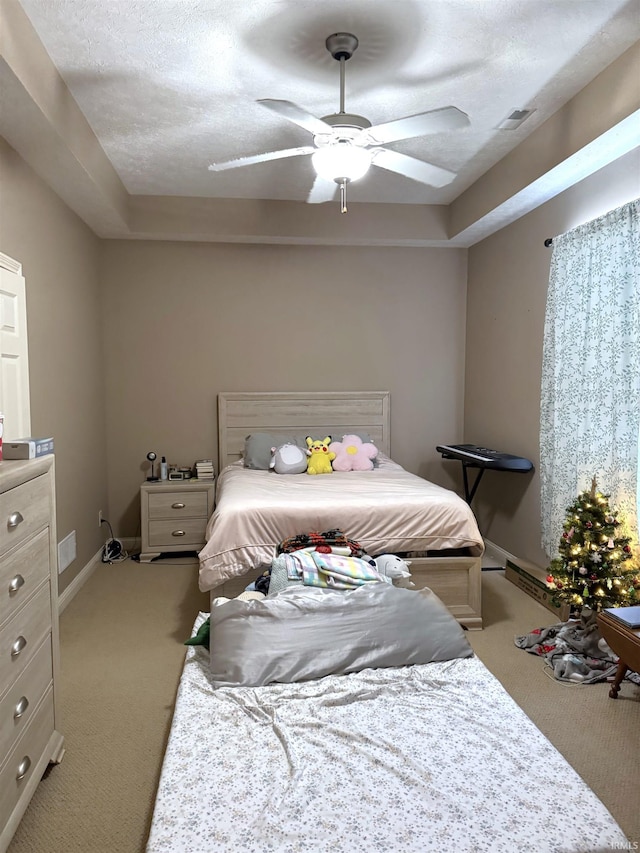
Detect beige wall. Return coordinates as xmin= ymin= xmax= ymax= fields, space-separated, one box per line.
xmin=464 ymin=146 xmax=640 ymax=569
xmin=3 ymin=123 xmax=637 ymax=591
xmin=99 ymin=240 xmax=468 ymax=536
xmin=0 ymin=137 xmax=108 ymax=593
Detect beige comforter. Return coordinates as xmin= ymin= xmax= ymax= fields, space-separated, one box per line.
xmin=198 ymin=456 xmax=484 ymax=591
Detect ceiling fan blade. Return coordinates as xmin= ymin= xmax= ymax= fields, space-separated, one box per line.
xmin=372 ymin=148 xmax=457 ymax=188
xmin=208 ymin=146 xmax=315 ymax=172
xmin=307 ymin=175 xmax=337 ymax=205
xmin=257 ymin=99 xmax=333 ymax=136
xmin=367 ymin=106 xmax=469 ymax=145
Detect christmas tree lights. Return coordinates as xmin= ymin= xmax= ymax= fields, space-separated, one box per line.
xmin=546 ymin=477 xmax=640 ymax=612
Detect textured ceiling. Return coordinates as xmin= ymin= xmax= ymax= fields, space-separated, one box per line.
xmin=16 ymin=0 xmax=640 ymax=206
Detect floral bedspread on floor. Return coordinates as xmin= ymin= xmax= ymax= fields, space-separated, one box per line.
xmin=146 ymin=614 xmax=628 ymax=853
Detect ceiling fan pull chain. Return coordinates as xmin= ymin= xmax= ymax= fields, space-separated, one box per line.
xmin=340 ymin=180 xmax=348 ymax=213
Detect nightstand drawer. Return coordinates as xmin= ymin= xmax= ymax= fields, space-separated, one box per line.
xmin=148 ymin=491 xmax=209 ymax=520
xmin=0 ymin=637 xmax=52 ymax=760
xmin=148 ymin=518 xmax=208 ymax=548
xmin=0 ymin=584 xmax=51 ymax=691
xmin=0 ymin=475 xmax=50 ymax=558
xmin=0 ymin=689 xmax=55 ymax=831
xmin=1 ymin=530 xmax=50 ymax=629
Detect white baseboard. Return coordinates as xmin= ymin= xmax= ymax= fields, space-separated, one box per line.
xmin=58 ymin=536 xmax=144 ymax=612
xmin=483 ymin=538 xmax=548 ymax=573
xmin=58 ymin=546 xmax=103 ymax=614
xmin=482 ymin=538 xmax=513 ymax=569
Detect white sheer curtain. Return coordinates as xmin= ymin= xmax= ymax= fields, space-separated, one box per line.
xmin=540 ymin=199 xmax=640 ymax=559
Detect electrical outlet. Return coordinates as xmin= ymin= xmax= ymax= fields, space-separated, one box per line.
xmin=98 ymin=509 xmax=103 ymax=528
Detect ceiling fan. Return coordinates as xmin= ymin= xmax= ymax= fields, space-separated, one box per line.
xmin=208 ymin=33 xmax=470 ymax=213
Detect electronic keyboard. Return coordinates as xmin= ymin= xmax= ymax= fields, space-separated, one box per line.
xmin=436 ymin=444 xmax=534 ymax=505
xmin=436 ymin=444 xmax=533 ymax=472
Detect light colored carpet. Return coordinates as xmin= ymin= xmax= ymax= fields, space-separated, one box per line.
xmin=7 ymin=561 xmax=639 ymax=852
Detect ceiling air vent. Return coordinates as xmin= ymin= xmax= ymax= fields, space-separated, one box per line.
xmin=496 ymin=109 xmax=534 ymax=130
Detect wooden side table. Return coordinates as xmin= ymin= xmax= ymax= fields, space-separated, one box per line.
xmin=596 ymin=611 xmax=640 ymax=699
xmin=139 ymin=479 xmax=215 ymax=563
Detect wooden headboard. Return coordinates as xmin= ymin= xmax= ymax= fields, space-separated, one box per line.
xmin=217 ymin=391 xmax=390 ymax=472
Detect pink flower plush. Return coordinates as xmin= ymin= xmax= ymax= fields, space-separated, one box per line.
xmin=330 ymin=434 xmax=378 ymax=471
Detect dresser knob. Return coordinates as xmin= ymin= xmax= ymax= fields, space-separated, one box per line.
xmin=171 ymin=502 xmax=186 ymax=509
xmin=16 ymin=756 xmax=31 ymax=781
xmin=171 ymin=530 xmax=186 ymax=537
xmin=9 ymin=574 xmax=25 ymax=594
xmin=14 ymin=696 xmax=29 ymax=719
xmin=8 ymin=511 xmax=24 ymax=529
xmin=11 ymin=636 xmax=27 ymax=657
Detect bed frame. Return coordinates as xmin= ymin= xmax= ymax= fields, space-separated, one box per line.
xmin=216 ymin=391 xmax=482 ymax=629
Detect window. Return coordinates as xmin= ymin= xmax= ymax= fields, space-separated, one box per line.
xmin=540 ymin=199 xmax=640 ymax=558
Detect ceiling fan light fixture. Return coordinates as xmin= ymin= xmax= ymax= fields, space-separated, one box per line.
xmin=311 ymin=144 xmax=372 ymax=183
xmin=208 ymin=32 xmax=466 ymax=212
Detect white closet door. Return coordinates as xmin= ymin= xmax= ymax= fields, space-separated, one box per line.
xmin=0 ymin=253 xmax=31 ymax=440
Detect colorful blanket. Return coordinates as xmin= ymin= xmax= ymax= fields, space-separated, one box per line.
xmin=277 ymin=528 xmax=365 ymax=558
xmin=250 ymin=529 xmax=369 ymax=594
xmin=281 ymin=550 xmax=385 ymax=590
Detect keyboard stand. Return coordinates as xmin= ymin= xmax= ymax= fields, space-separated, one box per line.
xmin=436 ymin=444 xmax=534 ymax=506
xmin=461 ymin=464 xmax=486 ymax=506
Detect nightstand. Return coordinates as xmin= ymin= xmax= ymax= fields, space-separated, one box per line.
xmin=139 ymin=480 xmax=215 ymax=563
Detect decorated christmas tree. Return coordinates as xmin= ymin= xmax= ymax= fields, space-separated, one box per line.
xmin=546 ymin=477 xmax=640 ymax=612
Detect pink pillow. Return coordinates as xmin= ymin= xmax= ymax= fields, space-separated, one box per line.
xmin=330 ymin=434 xmax=378 ymax=471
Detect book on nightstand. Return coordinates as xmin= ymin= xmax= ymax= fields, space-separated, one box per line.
xmin=194 ymin=459 xmax=215 ymax=480
xmin=603 ymin=605 xmax=640 ymax=629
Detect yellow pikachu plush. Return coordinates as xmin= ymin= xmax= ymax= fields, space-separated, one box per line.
xmin=305 ymin=436 xmax=336 ymax=475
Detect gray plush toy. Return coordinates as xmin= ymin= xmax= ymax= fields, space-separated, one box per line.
xmin=269 ymin=443 xmax=308 ymax=475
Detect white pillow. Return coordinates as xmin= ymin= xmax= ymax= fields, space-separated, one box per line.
xmin=208 ymin=583 xmax=472 ymax=688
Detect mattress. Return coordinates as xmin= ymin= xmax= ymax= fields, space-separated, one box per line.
xmin=146 ymin=614 xmax=628 ymax=853
xmin=199 ymin=455 xmax=484 ymax=591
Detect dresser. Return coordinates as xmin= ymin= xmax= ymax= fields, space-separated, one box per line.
xmin=0 ymin=456 xmax=64 ymax=852
xmin=139 ymin=479 xmax=216 ymax=562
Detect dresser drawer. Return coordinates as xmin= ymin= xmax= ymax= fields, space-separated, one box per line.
xmin=0 ymin=637 xmax=52 ymax=761
xmin=148 ymin=517 xmax=208 ymax=548
xmin=148 ymin=490 xmax=210 ymax=520
xmin=0 ymin=475 xmax=50 ymax=559
xmin=0 ymin=584 xmax=51 ymax=691
xmin=0 ymin=689 xmax=55 ymax=831
xmin=1 ymin=530 xmax=50 ymax=629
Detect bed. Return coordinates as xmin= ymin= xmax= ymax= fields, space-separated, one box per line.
xmin=198 ymin=391 xmax=484 ymax=628
xmin=145 ymin=588 xmax=630 ymax=852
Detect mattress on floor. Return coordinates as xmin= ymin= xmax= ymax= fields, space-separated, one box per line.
xmin=146 ymin=614 xmax=628 ymax=853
